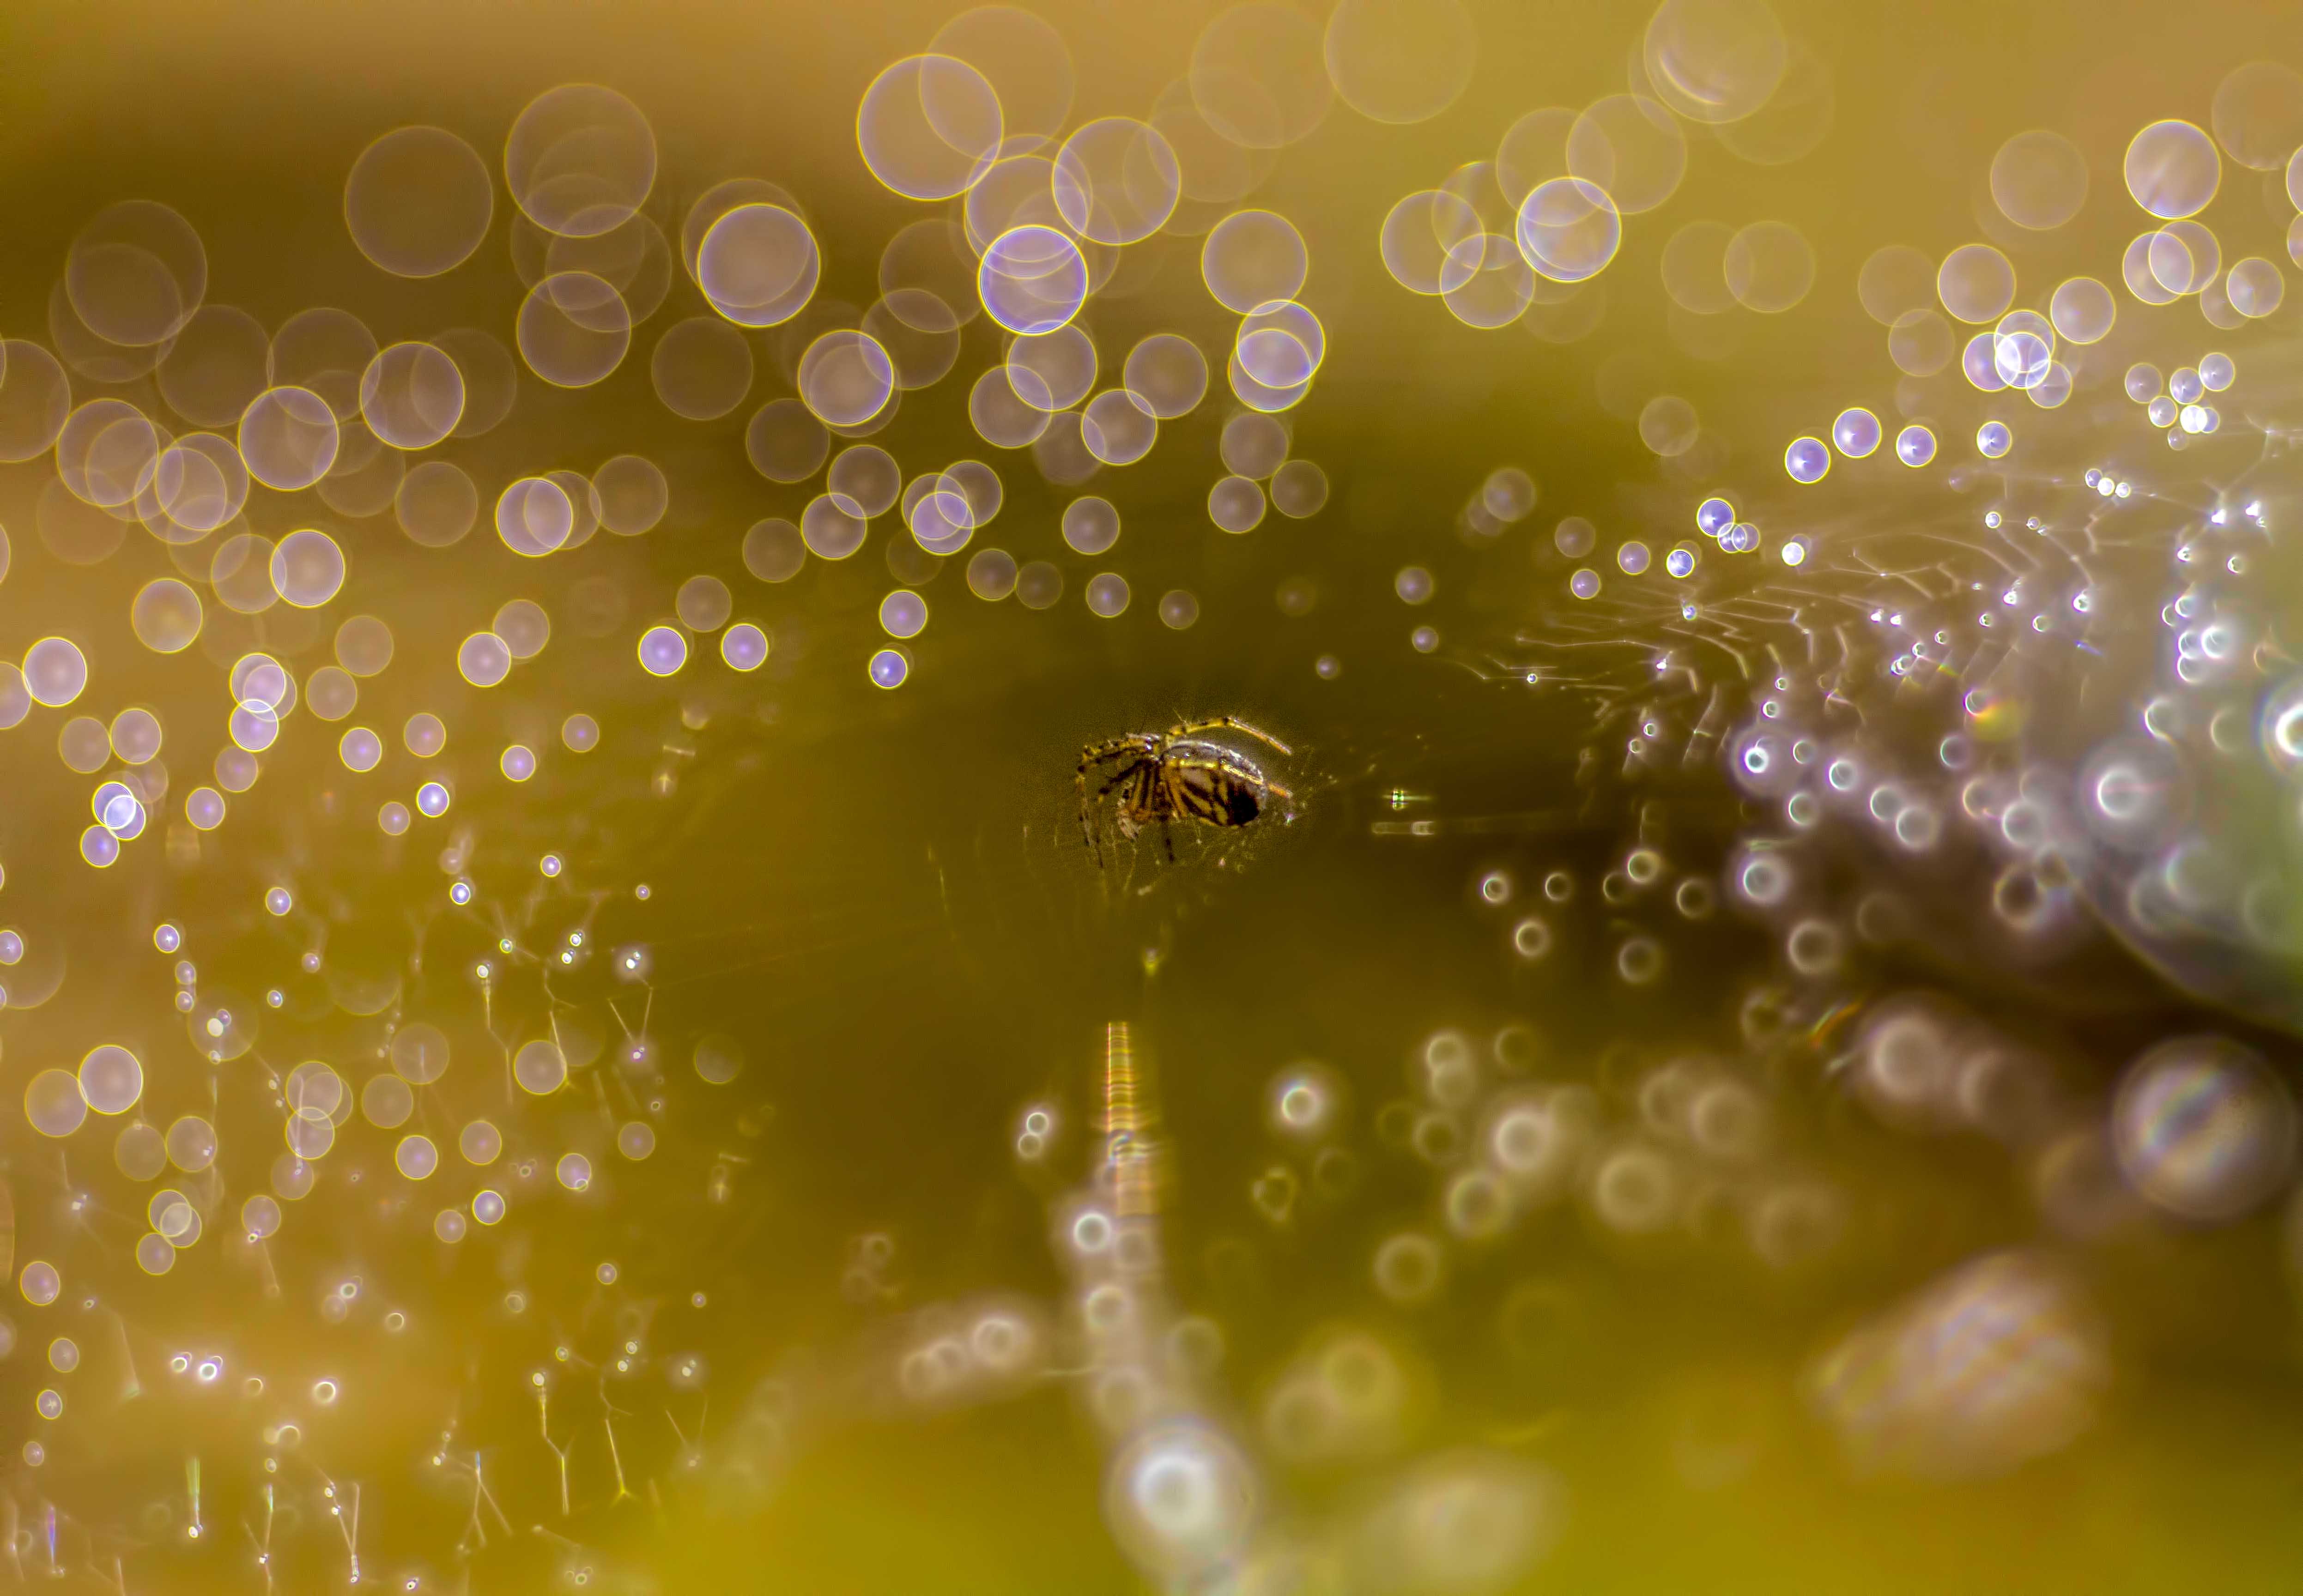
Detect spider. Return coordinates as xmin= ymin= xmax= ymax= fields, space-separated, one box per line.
xmin=1077 ymin=718 xmax=1295 ymax=866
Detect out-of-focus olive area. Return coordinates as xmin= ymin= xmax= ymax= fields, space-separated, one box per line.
xmin=6 ymin=0 xmax=2303 ymax=1590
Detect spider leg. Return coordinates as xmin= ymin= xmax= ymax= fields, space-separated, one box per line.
xmin=1166 ymin=716 xmax=1293 ymax=756
xmin=1078 ymin=773 xmax=1103 ymax=868
xmin=1115 ymin=761 xmax=1156 ymax=842
xmin=1081 ymin=735 xmax=1153 ymax=762
xmin=1079 ymin=749 xmax=1146 ymax=867
xmin=1164 ymin=754 xmax=1271 ymax=790
xmin=1155 ymin=766 xmax=1184 ymax=862
xmin=1079 ymin=738 xmax=1152 ymax=782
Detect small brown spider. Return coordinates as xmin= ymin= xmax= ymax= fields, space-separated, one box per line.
xmin=1077 ymin=717 xmax=1295 ymax=866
